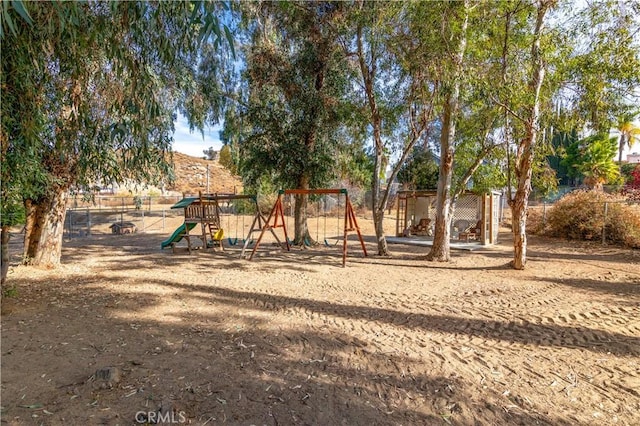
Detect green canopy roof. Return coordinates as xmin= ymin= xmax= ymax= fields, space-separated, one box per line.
xmin=170 ymin=197 xmax=198 ymax=209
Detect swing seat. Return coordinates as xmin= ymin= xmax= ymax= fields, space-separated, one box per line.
xmin=323 ymin=238 xmax=339 ymax=247
xmin=205 ymin=228 xmax=224 ymax=251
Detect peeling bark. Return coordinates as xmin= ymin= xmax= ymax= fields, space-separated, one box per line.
xmin=293 ymin=175 xmax=313 ymax=245
xmin=1 ymin=225 xmax=10 ymax=287
xmin=427 ymin=94 xmax=455 ymax=262
xmin=427 ymin=1 xmax=469 ymax=262
xmin=23 ymin=189 xmax=69 ymax=267
xmin=510 ymin=2 xmax=549 ymax=270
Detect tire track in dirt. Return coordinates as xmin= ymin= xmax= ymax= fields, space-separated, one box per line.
xmin=231 ymin=279 xmax=638 ymax=360
xmin=216 ymin=271 xmax=639 ymax=424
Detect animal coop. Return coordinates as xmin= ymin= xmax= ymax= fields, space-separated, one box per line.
xmin=395 ymin=190 xmax=501 ymax=245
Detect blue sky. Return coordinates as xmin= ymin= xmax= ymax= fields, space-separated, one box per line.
xmin=172 ymin=112 xmax=224 ymax=157
xmin=170 ymin=113 xmax=640 ymax=160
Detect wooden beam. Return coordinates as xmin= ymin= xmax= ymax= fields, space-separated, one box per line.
xmin=282 ymin=189 xmax=347 ymax=196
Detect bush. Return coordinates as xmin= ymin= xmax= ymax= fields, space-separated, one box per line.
xmin=545 ymin=190 xmax=640 ymax=248
xmin=525 ymin=206 xmax=546 ymax=234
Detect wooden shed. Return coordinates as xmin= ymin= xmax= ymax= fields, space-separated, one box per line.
xmin=395 ymin=190 xmax=501 ymax=245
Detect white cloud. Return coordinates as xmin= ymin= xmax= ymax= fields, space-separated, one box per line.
xmin=172 ymin=112 xmax=224 ymax=157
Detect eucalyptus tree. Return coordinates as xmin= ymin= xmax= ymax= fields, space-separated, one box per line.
xmin=383 ymin=0 xmax=506 ymax=262
xmin=397 ymin=147 xmax=440 ymax=191
xmin=401 ymin=0 xmax=499 ymax=262
xmin=348 ymin=1 xmax=436 ymax=256
xmin=564 ymin=4 xmax=640 ymax=134
xmin=496 ymin=0 xmax=640 ymax=269
xmin=232 ymin=1 xmax=351 ymax=244
xmin=499 ymin=0 xmax=555 ymax=269
xmin=1 ymin=1 xmax=231 ymax=270
xmin=423 ymin=0 xmax=470 ymax=262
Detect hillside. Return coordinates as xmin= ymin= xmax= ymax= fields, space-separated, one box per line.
xmin=167 ymin=151 xmax=243 ymax=195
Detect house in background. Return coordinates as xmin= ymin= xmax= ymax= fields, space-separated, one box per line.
xmin=626 ymin=152 xmax=640 ymax=164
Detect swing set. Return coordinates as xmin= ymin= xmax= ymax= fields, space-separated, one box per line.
xmin=247 ymin=189 xmax=367 ymax=267
xmin=172 ymin=192 xmax=269 ymax=256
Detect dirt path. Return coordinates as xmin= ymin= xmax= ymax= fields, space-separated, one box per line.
xmin=1 ymin=226 xmax=639 ymax=425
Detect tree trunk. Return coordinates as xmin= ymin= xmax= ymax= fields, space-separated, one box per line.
xmin=357 ymin=22 xmax=391 ymax=256
xmin=1 ymin=225 xmax=10 ymax=287
xmin=23 ymin=189 xmax=69 ymax=267
xmin=618 ymin=134 xmax=626 ymax=174
xmin=510 ymin=162 xmax=531 ymax=269
xmin=23 ymin=198 xmax=36 ymax=260
xmin=293 ymin=175 xmax=313 ymax=245
xmin=427 ymin=1 xmax=468 ymax=262
xmin=372 ymin=145 xmax=390 ymax=256
xmin=510 ymin=2 xmax=549 ymax=270
xmin=371 ymin=146 xmax=389 ymax=256
xmin=427 ymin=94 xmax=456 ymax=262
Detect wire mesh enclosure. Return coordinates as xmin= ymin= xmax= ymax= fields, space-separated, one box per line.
xmin=395 ymin=190 xmax=501 ymax=245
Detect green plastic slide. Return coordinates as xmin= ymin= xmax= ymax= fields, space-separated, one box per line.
xmin=161 ymin=222 xmax=197 ymax=249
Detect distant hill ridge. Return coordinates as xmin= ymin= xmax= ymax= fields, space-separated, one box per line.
xmin=168 ymin=151 xmax=243 ymax=195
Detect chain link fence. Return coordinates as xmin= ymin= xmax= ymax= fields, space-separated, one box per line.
xmin=64 ymin=195 xmax=184 ymax=239
xmin=528 ymin=198 xmax=640 ymax=246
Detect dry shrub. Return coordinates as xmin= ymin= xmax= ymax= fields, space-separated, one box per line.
xmin=546 ymin=190 xmax=640 ymax=248
xmin=257 ymin=192 xmax=277 ymax=215
xmin=526 ymin=206 xmax=546 ymax=234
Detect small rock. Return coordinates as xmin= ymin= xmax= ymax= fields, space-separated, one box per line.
xmin=93 ymin=366 xmax=121 ymax=389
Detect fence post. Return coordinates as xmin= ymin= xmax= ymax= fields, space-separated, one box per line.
xmin=87 ymin=208 xmax=91 ymax=236
xmin=141 ymin=210 xmax=145 ymax=232
xmin=602 ymin=202 xmax=608 ymax=245
xmin=67 ymin=210 xmax=72 ymax=239
xmin=542 ymin=201 xmax=547 ymax=227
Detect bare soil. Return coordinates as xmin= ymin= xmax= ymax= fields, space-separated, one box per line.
xmin=1 ymin=217 xmax=639 ymax=425
xmin=168 ymin=152 xmax=243 ymax=195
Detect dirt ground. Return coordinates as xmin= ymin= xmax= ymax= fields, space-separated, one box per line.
xmin=1 ymin=215 xmax=639 ymax=425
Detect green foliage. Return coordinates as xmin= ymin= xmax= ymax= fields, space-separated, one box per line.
xmin=335 ymin=139 xmax=373 ymax=188
xmin=544 ymin=190 xmax=640 ymax=248
xmin=471 ymin=160 xmax=507 ymax=195
xmin=560 ymin=134 xmax=621 ymax=189
xmin=218 ymin=144 xmax=236 ymax=174
xmin=2 ymin=0 xmax=233 ymax=194
xmin=0 ymin=198 xmax=26 ymax=227
xmin=621 ymin=163 xmax=639 ymax=185
xmin=235 ymin=2 xmax=350 ymax=191
xmin=245 ymin=177 xmax=278 ymax=215
xmin=2 ymin=285 xmax=18 ymax=298
xmin=531 ymin=130 xmax=560 ymax=198
xmin=558 ymin=2 xmax=640 ymax=132
xmin=614 ymin=112 xmax=640 ymax=167
xmin=1 ymin=0 xmax=235 ymax=266
xmin=577 ymin=135 xmax=621 ymax=189
xmin=546 ymin=130 xmax=579 ymax=186
xmin=397 ymin=147 xmax=439 ymax=190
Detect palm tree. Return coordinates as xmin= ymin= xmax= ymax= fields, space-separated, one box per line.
xmin=579 ymin=135 xmax=620 ymax=191
xmin=615 ymin=113 xmax=640 ymax=172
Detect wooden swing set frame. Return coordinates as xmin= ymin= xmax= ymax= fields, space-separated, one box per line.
xmin=248 ymin=189 xmax=368 ymax=267
xmin=182 ymin=192 xmax=272 ymax=256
